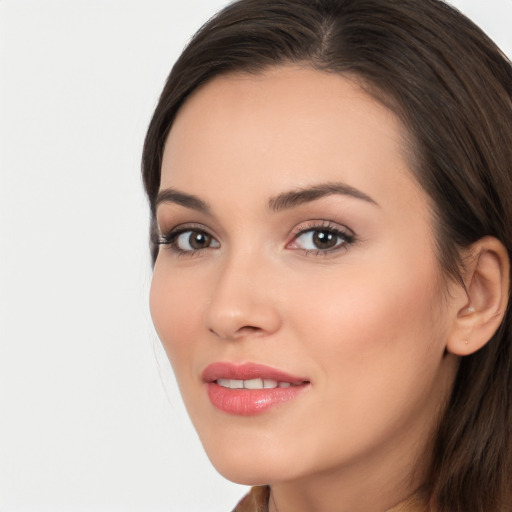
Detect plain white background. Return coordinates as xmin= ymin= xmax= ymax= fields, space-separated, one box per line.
xmin=0 ymin=1 xmax=511 ymax=511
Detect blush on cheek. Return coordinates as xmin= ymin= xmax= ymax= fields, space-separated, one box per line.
xmin=150 ymin=276 xmax=181 ymax=351
xmin=150 ymin=269 xmax=207 ymax=371
xmin=313 ymin=265 xmax=440 ymax=362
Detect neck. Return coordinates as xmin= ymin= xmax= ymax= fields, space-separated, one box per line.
xmin=267 ymin=431 xmax=429 ymax=512
xmin=269 ymin=468 xmax=422 ymax=512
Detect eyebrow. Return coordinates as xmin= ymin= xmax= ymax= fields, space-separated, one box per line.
xmin=155 ymin=181 xmax=378 ymax=214
xmin=268 ymin=182 xmax=379 ymax=211
xmin=155 ymin=188 xmax=210 ymax=213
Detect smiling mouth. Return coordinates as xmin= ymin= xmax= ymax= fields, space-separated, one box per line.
xmin=202 ymin=362 xmax=310 ymax=415
xmin=216 ymin=378 xmax=304 ymax=389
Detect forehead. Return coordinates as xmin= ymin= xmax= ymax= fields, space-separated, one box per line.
xmin=160 ymin=66 xmax=424 ymax=213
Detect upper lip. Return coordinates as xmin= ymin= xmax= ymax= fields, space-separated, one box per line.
xmin=202 ymin=362 xmax=309 ymax=384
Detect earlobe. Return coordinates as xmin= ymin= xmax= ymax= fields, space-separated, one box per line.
xmin=446 ymin=237 xmax=510 ymax=356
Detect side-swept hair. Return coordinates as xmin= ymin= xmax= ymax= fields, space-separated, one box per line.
xmin=142 ymin=1 xmax=512 ymax=509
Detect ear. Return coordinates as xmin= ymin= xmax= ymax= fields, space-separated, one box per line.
xmin=446 ymin=236 xmax=510 ymax=356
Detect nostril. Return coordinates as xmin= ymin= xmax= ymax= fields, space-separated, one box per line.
xmin=237 ymin=325 xmax=263 ymax=335
xmin=209 ymin=324 xmax=263 ymax=339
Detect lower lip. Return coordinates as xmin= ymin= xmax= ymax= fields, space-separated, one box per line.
xmin=206 ymin=382 xmax=309 ymax=415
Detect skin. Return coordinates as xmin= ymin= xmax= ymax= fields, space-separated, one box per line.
xmin=150 ymin=66 xmax=462 ymax=512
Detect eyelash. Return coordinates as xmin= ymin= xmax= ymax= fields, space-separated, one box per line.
xmin=155 ymin=224 xmax=218 ymax=257
xmin=155 ymin=221 xmax=356 ymax=257
xmin=288 ymin=220 xmax=356 ymax=256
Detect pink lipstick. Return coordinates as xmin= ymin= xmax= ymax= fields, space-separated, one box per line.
xmin=202 ymin=362 xmax=310 ymax=415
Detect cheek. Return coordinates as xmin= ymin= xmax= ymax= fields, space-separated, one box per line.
xmin=149 ymin=263 xmax=205 ymax=372
xmin=286 ymin=256 xmax=447 ymax=384
xmin=274 ymin=261 xmax=451 ymax=463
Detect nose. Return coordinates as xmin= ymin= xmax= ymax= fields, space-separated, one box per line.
xmin=204 ymin=252 xmax=282 ymax=340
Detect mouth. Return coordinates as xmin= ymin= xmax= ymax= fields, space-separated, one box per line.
xmin=202 ymin=362 xmax=310 ymax=415
xmin=216 ymin=378 xmax=301 ymax=389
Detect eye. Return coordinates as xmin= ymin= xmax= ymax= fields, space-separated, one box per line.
xmin=287 ymin=222 xmax=355 ymax=253
xmin=175 ymin=230 xmax=219 ymax=251
xmin=157 ymin=227 xmax=220 ymax=254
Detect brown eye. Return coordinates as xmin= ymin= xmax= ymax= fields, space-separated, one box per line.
xmin=312 ymin=230 xmax=338 ymax=250
xmin=175 ymin=230 xmax=220 ymax=252
xmin=290 ymin=226 xmax=354 ymax=253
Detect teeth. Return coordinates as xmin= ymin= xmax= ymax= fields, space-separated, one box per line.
xmin=244 ymin=378 xmax=264 ymax=389
xmin=243 ymin=378 xmax=262 ymax=389
xmin=216 ymin=378 xmax=293 ymax=389
xmin=217 ymin=379 xmax=242 ymax=388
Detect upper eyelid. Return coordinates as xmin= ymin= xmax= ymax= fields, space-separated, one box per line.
xmin=289 ymin=220 xmax=354 ymax=238
xmin=157 ymin=222 xmax=215 ymax=237
xmin=154 ymin=202 xmax=218 ymax=231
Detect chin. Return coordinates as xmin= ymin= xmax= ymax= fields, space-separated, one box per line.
xmin=214 ymin=466 xmax=271 ymax=487
xmin=202 ymin=438 xmax=301 ymax=486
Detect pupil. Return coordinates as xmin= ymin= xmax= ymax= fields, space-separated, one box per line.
xmin=190 ymin=232 xmax=210 ymax=249
xmin=313 ymin=230 xmax=336 ymax=249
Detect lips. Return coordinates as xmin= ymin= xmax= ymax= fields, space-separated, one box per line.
xmin=216 ymin=378 xmax=294 ymax=389
xmin=202 ymin=362 xmax=310 ymax=415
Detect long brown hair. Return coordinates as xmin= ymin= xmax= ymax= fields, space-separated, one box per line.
xmin=142 ymin=1 xmax=512 ymax=509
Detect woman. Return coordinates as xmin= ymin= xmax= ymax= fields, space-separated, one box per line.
xmin=142 ymin=0 xmax=512 ymax=510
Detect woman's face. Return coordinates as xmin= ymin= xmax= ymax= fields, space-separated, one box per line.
xmin=150 ymin=67 xmax=459 ymax=487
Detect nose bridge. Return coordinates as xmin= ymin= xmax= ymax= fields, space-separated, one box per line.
xmin=205 ymin=245 xmax=281 ymax=339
